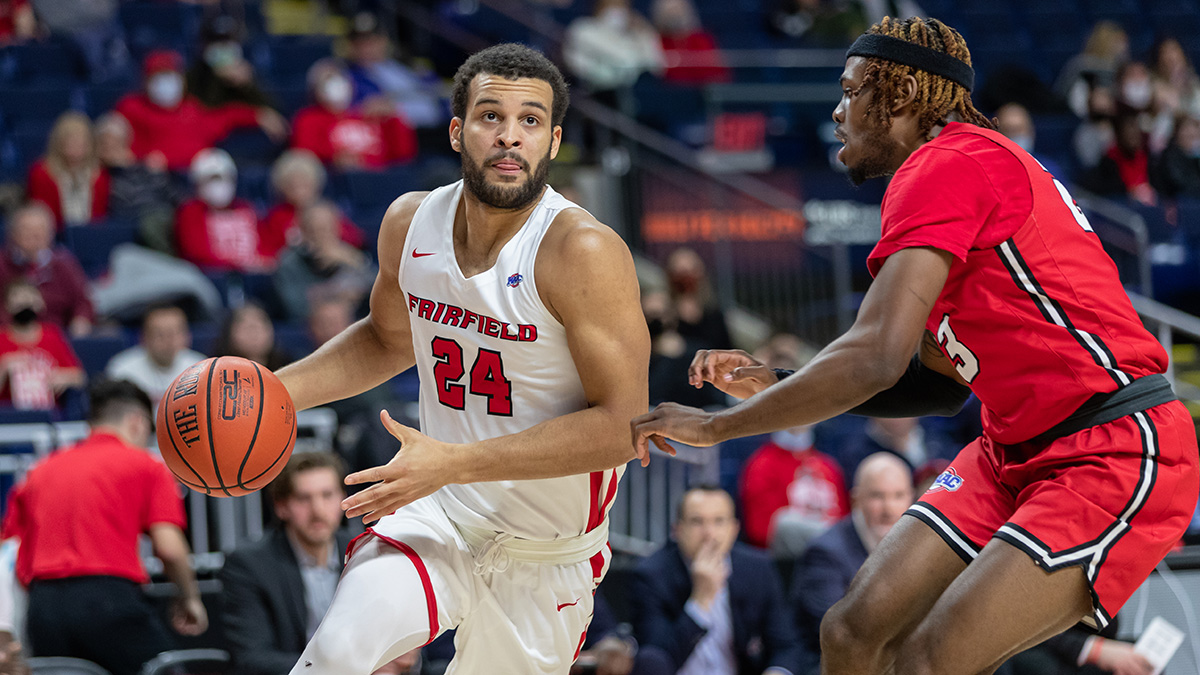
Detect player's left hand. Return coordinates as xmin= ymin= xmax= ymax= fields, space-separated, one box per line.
xmin=630 ymin=402 xmax=720 ymax=462
xmin=342 ymin=409 xmax=455 ymax=524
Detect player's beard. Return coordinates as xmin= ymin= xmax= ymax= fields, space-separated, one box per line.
xmin=847 ymin=114 xmax=904 ymax=186
xmin=460 ymin=140 xmax=552 ymax=210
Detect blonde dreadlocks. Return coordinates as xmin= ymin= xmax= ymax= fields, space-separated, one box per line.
xmin=856 ymin=16 xmax=996 ymax=137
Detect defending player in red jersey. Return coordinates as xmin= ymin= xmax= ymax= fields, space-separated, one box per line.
xmin=631 ymin=16 xmax=1199 ymax=675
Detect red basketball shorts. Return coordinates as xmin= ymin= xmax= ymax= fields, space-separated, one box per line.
xmin=909 ymin=401 xmax=1199 ymax=628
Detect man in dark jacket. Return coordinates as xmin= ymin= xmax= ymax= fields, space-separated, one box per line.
xmin=631 ymin=486 xmax=801 ymax=675
xmin=219 ymin=452 xmax=357 ymax=675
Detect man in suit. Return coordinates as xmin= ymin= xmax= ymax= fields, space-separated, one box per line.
xmin=631 ymin=486 xmax=801 ymax=675
xmin=220 ymin=452 xmax=357 ymax=675
xmin=791 ymin=452 xmax=913 ymax=673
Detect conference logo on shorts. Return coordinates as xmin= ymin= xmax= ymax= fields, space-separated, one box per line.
xmin=507 ymin=273 xmax=523 ymax=288
xmin=928 ymin=467 xmax=964 ymax=493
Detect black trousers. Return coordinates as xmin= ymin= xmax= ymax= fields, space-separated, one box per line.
xmin=27 ymin=576 xmax=175 ymax=675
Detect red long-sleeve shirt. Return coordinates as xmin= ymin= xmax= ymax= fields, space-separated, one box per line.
xmin=114 ymin=93 xmax=260 ymax=171
xmin=290 ymin=105 xmax=417 ymax=169
xmin=27 ymin=160 xmax=110 ymax=229
xmin=175 ymin=197 xmax=269 ymax=271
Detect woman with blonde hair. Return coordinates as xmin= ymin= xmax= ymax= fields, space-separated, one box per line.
xmin=259 ymin=148 xmax=363 ymax=257
xmin=27 ymin=111 xmax=110 ymax=229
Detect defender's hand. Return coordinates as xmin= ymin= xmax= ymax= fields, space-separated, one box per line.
xmin=630 ymin=402 xmax=719 ymax=462
xmin=342 ymin=410 xmax=455 ymax=524
xmin=688 ymin=349 xmax=778 ymax=400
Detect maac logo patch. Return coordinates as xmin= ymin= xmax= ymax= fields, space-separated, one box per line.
xmin=507 ymin=273 xmax=523 ymax=288
xmin=927 ymin=467 xmax=964 ymax=493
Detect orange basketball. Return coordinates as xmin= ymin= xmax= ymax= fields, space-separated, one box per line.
xmin=156 ymin=356 xmax=297 ymax=497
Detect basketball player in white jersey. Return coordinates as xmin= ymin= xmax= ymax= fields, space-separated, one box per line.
xmin=274 ymin=44 xmax=650 ymax=674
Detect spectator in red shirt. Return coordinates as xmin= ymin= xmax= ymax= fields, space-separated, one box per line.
xmin=114 ymin=49 xmax=288 ymax=171
xmin=2 ymin=379 xmax=206 ymax=674
xmin=259 ymin=149 xmax=364 ymax=258
xmin=174 ymin=148 xmax=271 ymax=272
xmin=0 ymin=0 xmax=34 ymax=45
xmin=27 ymin=111 xmax=110 ymax=228
xmin=291 ymin=59 xmax=418 ymax=170
xmin=740 ymin=424 xmax=850 ymax=553
xmin=652 ymin=0 xmax=730 ymax=86
xmin=0 ymin=280 xmax=84 ymax=410
xmin=0 ymin=202 xmax=94 ymax=335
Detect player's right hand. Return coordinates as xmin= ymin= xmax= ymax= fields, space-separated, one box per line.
xmin=688 ymin=349 xmax=778 ymax=400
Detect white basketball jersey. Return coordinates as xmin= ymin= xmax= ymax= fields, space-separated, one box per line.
xmin=398 ymin=181 xmax=624 ymax=541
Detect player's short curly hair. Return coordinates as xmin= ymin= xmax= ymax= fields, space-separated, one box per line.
xmin=856 ymin=16 xmax=995 ymax=137
xmin=451 ymin=43 xmax=570 ymax=128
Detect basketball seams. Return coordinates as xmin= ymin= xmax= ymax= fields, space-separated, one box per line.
xmin=206 ymin=357 xmax=233 ymax=497
xmin=235 ymin=362 xmax=268 ymax=490
xmin=163 ymin=418 xmax=213 ymax=495
xmin=158 ymin=356 xmax=296 ymax=498
xmin=243 ymin=410 xmax=295 ymax=489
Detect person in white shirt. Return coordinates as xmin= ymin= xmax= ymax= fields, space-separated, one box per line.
xmin=106 ymin=304 xmax=205 ymax=408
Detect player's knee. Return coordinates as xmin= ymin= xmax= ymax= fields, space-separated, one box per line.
xmin=819 ymin=599 xmax=882 ymax=656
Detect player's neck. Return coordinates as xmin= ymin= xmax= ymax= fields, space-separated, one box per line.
xmin=454 ymin=188 xmax=544 ymax=276
xmin=886 ymin=118 xmax=944 ymax=175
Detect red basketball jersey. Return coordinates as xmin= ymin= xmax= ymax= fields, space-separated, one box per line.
xmin=867 ymin=123 xmax=1167 ymax=445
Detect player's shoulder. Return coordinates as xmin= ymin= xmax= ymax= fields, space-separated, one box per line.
xmin=918 ymin=124 xmax=1024 ymax=172
xmin=377 ymin=190 xmax=433 ymax=254
xmin=542 ymin=206 xmax=631 ymax=263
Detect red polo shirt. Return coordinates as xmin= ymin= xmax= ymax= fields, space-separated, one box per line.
xmin=2 ymin=431 xmax=186 ymax=586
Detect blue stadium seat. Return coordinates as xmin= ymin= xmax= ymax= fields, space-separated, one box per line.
xmin=335 ymin=167 xmax=422 ymax=208
xmin=71 ymin=334 xmax=132 ymax=378
xmin=9 ymin=120 xmax=52 ymax=174
xmin=265 ymin=37 xmax=333 ymax=87
xmin=62 ymin=222 xmax=139 ymax=278
xmin=4 ymin=43 xmax=81 ymax=84
xmin=217 ymin=128 xmax=281 ymax=165
xmin=1031 ymin=115 xmax=1078 ymax=157
xmin=84 ymin=85 xmax=133 ymax=118
xmin=119 ymin=1 xmax=203 ymax=60
xmin=236 ymin=164 xmax=272 ymax=207
xmin=262 ymin=85 xmax=309 ymax=118
xmin=0 ymin=86 xmax=80 ymax=127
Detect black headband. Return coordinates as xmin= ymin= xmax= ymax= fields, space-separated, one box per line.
xmin=846 ymin=33 xmax=975 ymax=91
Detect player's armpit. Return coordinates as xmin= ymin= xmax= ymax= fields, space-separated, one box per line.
xmin=277 ymin=192 xmax=428 ymax=411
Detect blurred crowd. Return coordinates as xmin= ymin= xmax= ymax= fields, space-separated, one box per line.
xmin=0 ymin=2 xmax=1186 ymax=675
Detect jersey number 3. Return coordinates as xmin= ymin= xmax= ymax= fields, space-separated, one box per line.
xmin=936 ymin=315 xmax=979 ymax=384
xmin=431 ymin=337 xmax=513 ymax=416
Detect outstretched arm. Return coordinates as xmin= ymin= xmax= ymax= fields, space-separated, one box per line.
xmin=342 ymin=212 xmax=650 ymax=523
xmin=632 ymin=246 xmax=953 ymax=453
xmin=276 ymin=193 xmax=426 ymax=411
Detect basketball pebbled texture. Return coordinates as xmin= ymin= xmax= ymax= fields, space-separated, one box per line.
xmin=156 ymin=356 xmax=297 ymax=497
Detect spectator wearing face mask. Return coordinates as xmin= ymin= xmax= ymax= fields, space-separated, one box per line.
xmin=290 ymin=59 xmax=418 ymax=170
xmin=1081 ymin=112 xmax=1158 ymax=206
xmin=114 ymin=50 xmax=288 ymax=172
xmin=0 ymin=280 xmax=85 ymax=411
xmin=1152 ymin=113 xmax=1200 ymax=198
xmin=174 ymin=149 xmax=272 ymax=272
xmin=995 ymin=103 xmax=1066 ymax=179
xmin=187 ymin=14 xmax=273 ymax=109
